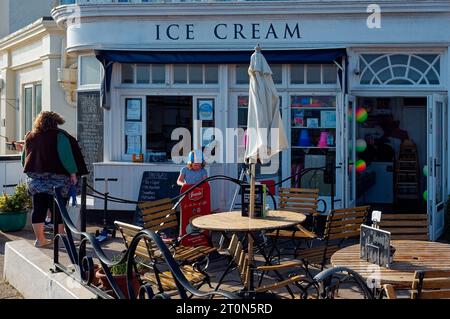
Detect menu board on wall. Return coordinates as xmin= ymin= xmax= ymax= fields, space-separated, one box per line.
xmin=77 ymin=91 xmax=104 ymax=185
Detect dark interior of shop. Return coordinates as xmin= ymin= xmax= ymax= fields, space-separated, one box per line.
xmin=355 ymin=97 xmax=427 ymax=214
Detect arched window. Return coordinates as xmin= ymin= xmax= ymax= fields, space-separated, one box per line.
xmin=359 ymin=54 xmax=440 ymax=86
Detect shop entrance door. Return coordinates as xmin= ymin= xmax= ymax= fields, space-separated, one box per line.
xmin=427 ymin=94 xmax=447 ymax=240
xmin=344 ymin=95 xmax=357 ymax=208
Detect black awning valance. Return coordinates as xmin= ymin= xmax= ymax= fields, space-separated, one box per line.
xmin=96 ymin=48 xmax=346 ymax=65
xmin=96 ymin=48 xmax=347 ymax=109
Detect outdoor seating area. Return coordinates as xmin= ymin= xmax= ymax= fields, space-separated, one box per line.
xmin=7 ymin=178 xmax=436 ymax=301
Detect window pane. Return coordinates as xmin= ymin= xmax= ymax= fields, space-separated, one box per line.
xmin=122 ymin=64 xmax=134 ymax=84
xmin=189 ymin=65 xmax=203 ymax=84
xmin=152 ymin=65 xmax=166 ymax=84
xmin=306 ymin=65 xmax=321 ymax=84
xmin=272 ymin=65 xmax=282 ymax=84
xmin=323 ymin=64 xmax=337 ymax=84
xmin=24 ymin=88 xmax=33 ymax=133
xmin=147 ymin=96 xmax=193 ymax=163
xmin=136 ymin=65 xmax=150 ymax=84
xmin=174 ymin=65 xmax=188 ymax=84
xmin=34 ymin=85 xmax=42 ymax=117
xmin=205 ymin=65 xmax=218 ymax=84
xmin=291 ymin=64 xmax=304 ymax=84
xmin=236 ymin=65 xmax=249 ymax=85
xmin=80 ymin=56 xmax=102 ymax=85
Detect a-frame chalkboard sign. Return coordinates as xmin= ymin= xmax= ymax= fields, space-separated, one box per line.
xmin=134 ymin=171 xmax=180 ymax=226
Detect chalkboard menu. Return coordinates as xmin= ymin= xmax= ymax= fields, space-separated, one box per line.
xmin=134 ymin=171 xmax=180 ymax=226
xmin=77 ymin=91 xmax=104 ymax=186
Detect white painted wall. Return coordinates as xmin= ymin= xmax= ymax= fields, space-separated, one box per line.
xmin=0 ymin=20 xmax=76 ymax=155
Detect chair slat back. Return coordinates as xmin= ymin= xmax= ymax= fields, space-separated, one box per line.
xmin=278 ymin=188 xmax=319 ymax=216
xmin=412 ymin=271 xmax=450 ymax=299
xmin=324 ymin=206 xmax=370 ymax=241
xmin=379 ymin=214 xmax=429 ymax=241
xmin=138 ymin=198 xmax=178 ymax=232
xmin=228 ymin=234 xmax=250 ymax=288
xmin=115 ymin=221 xmax=157 ymax=261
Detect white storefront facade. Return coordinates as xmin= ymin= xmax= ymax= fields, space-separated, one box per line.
xmin=52 ymin=0 xmax=450 ymax=240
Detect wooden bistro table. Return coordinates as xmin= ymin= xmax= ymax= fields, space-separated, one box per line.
xmin=331 ymin=240 xmax=450 ymax=291
xmin=192 ymin=210 xmax=307 ymax=295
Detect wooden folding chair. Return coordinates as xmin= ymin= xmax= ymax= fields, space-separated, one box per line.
xmin=114 ymin=221 xmax=212 ymax=296
xmin=383 ymin=270 xmax=450 ymax=299
xmin=265 ymin=188 xmax=320 ymax=255
xmin=215 ymin=234 xmax=311 ymax=299
xmin=296 ymin=206 xmax=370 ymax=272
xmin=118 ymin=198 xmax=216 ymax=266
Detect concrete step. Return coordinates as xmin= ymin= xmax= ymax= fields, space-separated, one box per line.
xmin=3 ymin=240 xmax=97 ymax=299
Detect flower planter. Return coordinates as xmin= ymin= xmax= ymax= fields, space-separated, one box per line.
xmin=0 ymin=211 xmax=28 ymax=232
xmin=95 ymin=268 xmax=141 ymax=299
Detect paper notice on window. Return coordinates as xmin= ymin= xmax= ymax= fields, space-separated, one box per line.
xmin=125 ymin=122 xmax=142 ymax=135
xmin=127 ymin=135 xmax=142 ymax=154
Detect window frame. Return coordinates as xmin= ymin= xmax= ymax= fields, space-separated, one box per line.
xmin=21 ymin=82 xmax=42 ymax=136
xmin=78 ymin=54 xmax=104 ymax=91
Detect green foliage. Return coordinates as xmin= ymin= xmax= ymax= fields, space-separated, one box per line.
xmin=109 ymin=255 xmax=145 ymax=276
xmin=0 ymin=184 xmax=32 ymax=213
xmin=110 ymin=255 xmax=128 ymax=276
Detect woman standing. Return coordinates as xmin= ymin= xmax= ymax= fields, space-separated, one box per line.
xmin=22 ymin=112 xmax=88 ymax=247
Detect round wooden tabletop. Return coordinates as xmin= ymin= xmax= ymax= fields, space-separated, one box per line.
xmin=331 ymin=240 xmax=450 ymax=287
xmin=191 ymin=210 xmax=306 ymax=232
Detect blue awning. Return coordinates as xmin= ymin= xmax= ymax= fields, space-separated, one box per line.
xmin=96 ymin=48 xmax=346 ymax=65
xmin=96 ymin=48 xmax=347 ymax=109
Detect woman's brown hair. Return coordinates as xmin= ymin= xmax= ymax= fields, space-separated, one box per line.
xmin=32 ymin=111 xmax=65 ymax=133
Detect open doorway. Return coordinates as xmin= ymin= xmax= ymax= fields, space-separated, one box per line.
xmin=355 ymin=97 xmax=427 ymax=214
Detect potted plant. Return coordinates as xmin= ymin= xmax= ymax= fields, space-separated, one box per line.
xmin=95 ymin=256 xmax=143 ymax=299
xmin=0 ymin=184 xmax=32 ymax=232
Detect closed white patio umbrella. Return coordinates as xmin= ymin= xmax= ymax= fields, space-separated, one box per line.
xmin=244 ymin=45 xmax=288 ymax=291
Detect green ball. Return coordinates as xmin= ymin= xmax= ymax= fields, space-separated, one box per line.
xmin=423 ymin=165 xmax=428 ymax=177
xmin=423 ymin=190 xmax=428 ymax=201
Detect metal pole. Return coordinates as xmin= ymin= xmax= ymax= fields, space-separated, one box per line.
xmin=247 ymin=162 xmax=256 ymax=291
xmin=80 ymin=176 xmax=87 ymax=233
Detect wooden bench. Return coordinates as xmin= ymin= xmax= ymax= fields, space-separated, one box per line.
xmin=379 ymin=214 xmax=429 ymax=241
xmin=384 ymin=270 xmax=450 ymax=299
xmin=296 ymin=206 xmax=370 ymax=271
xmin=116 ymin=198 xmax=216 ymax=265
xmin=115 ymin=221 xmax=211 ymax=295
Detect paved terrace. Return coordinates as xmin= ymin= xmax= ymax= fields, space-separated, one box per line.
xmin=1 ymin=224 xmax=369 ymax=299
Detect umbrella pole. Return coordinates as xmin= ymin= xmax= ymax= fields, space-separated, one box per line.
xmin=246 ymin=162 xmax=256 ymax=292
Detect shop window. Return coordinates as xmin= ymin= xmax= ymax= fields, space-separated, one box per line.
xmin=271 ymin=65 xmax=283 ymax=84
xmin=121 ymin=64 xmax=134 ymax=84
xmin=121 ymin=64 xmax=167 ymax=84
xmin=236 ymin=95 xmax=283 ymax=188
xmin=152 ymin=65 xmax=166 ymax=84
xmin=146 ymin=96 xmax=193 ymax=163
xmin=205 ymin=65 xmax=219 ymax=84
xmin=291 ymin=64 xmax=305 ymax=84
xmin=136 ymin=64 xmax=150 ymax=84
xmin=290 ymin=64 xmax=337 ymax=85
xmin=190 ymin=65 xmax=203 ymax=84
xmin=236 ymin=65 xmax=249 ymax=85
xmin=174 ymin=65 xmax=188 ymax=84
xmin=235 ymin=64 xmax=283 ymax=85
xmin=80 ymin=55 xmax=102 ymax=86
xmin=359 ymin=53 xmax=441 ymax=85
xmin=290 ymin=95 xmax=336 ymax=196
xmin=172 ymin=64 xmax=219 ymax=85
